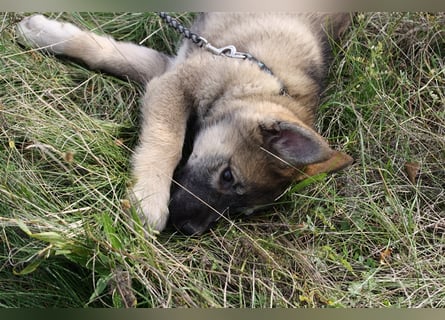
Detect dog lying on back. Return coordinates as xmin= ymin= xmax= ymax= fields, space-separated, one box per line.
xmin=17 ymin=13 xmax=353 ymax=235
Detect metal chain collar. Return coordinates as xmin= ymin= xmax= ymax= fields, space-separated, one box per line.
xmin=158 ymin=12 xmax=276 ymax=77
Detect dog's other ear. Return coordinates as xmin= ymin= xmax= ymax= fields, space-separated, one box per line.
xmin=260 ymin=120 xmax=353 ymax=178
xmin=294 ymin=150 xmax=353 ymax=181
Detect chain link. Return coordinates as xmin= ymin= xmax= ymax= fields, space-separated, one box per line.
xmin=158 ymin=12 xmax=253 ymax=60
xmin=158 ymin=12 xmax=207 ymax=47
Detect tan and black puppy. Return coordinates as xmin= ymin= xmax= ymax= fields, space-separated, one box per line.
xmin=17 ymin=13 xmax=352 ymax=235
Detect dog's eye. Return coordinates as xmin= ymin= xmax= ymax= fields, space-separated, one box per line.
xmin=221 ymin=167 xmax=234 ymax=183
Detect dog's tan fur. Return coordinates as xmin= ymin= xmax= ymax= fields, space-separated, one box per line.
xmin=17 ymin=13 xmax=352 ymax=235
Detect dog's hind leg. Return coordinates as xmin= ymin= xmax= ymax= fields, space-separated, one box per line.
xmin=17 ymin=14 xmax=172 ymax=83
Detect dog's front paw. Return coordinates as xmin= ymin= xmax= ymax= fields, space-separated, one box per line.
xmin=130 ymin=183 xmax=170 ymax=232
xmin=16 ymin=14 xmax=82 ymax=54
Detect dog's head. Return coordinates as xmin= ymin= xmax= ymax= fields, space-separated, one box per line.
xmin=168 ymin=100 xmax=352 ymax=235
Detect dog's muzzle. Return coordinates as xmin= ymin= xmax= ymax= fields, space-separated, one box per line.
xmin=168 ymin=189 xmax=221 ymax=236
xmin=168 ymin=167 xmax=223 ymax=235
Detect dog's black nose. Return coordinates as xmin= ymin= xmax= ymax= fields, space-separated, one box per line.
xmin=178 ymin=220 xmax=207 ymax=236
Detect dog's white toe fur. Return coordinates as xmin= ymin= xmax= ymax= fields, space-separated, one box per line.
xmin=130 ymin=184 xmax=170 ymax=232
xmin=17 ymin=14 xmax=82 ymax=54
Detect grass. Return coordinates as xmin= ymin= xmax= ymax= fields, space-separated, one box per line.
xmin=0 ymin=12 xmax=444 ymax=307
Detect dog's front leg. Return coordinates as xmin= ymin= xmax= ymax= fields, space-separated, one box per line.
xmin=131 ymin=74 xmax=191 ymax=231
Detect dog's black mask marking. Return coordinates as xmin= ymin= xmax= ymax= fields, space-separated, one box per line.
xmin=168 ymin=164 xmax=284 ymax=236
xmin=169 ymin=165 xmax=233 ymax=235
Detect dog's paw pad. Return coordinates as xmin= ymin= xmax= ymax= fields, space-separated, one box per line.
xmin=17 ymin=14 xmax=81 ymax=54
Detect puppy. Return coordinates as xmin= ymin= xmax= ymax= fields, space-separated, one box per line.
xmin=17 ymin=13 xmax=352 ymax=235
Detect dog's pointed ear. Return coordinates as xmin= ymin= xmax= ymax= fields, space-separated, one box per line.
xmin=260 ymin=120 xmax=333 ymax=166
xmin=259 ymin=120 xmax=353 ymax=179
